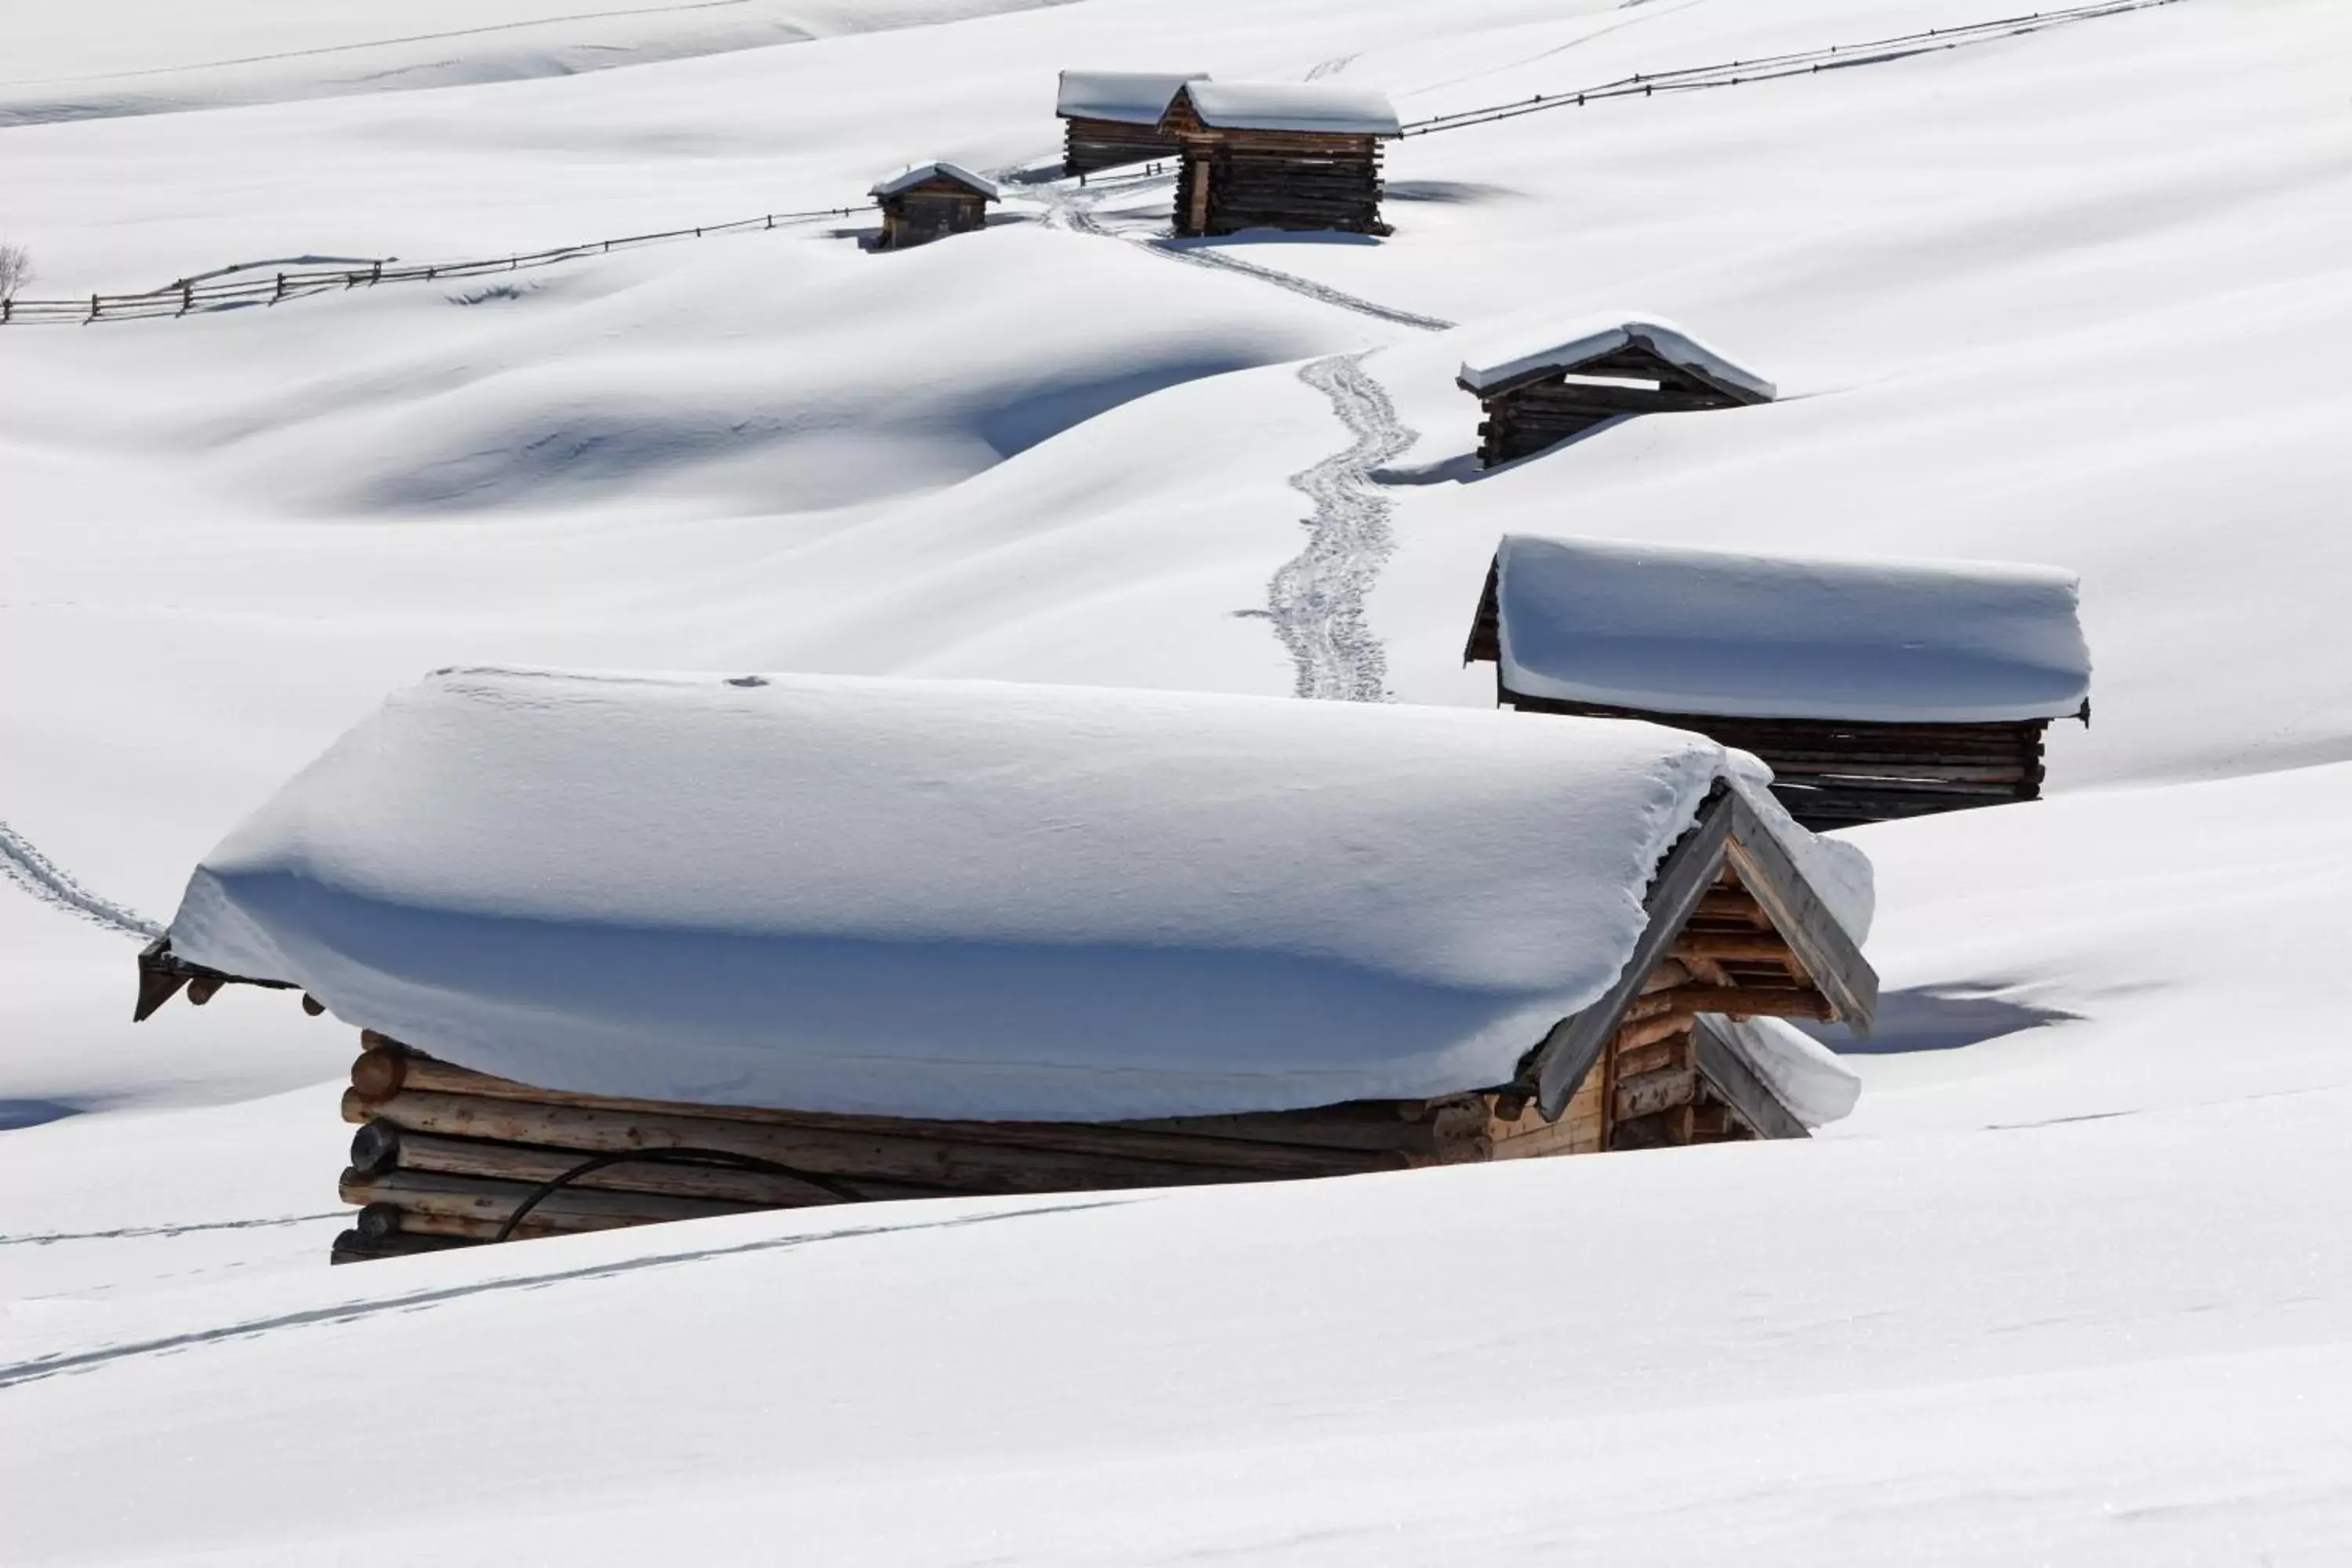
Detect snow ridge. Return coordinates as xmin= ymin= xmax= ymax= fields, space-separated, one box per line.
xmin=1258 ymin=353 xmax=1419 ymax=701
xmin=0 ymin=820 xmax=164 ymax=940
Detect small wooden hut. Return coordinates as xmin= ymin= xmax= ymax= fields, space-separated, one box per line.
xmin=1056 ymin=70 xmax=1207 ymax=175
xmin=133 ymin=669 xmax=1876 ymax=1261
xmin=869 ymin=162 xmax=1000 ymax=250
xmin=1160 ymin=82 xmax=1402 ymax=238
xmin=1456 ymin=317 xmax=1775 ymax=466
xmin=1465 ymin=533 xmax=2094 ymax=830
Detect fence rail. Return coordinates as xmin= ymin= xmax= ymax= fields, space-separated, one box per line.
xmin=1398 ymin=0 xmax=2180 ymax=136
xmin=0 ymin=203 xmax=864 ymax=325
xmin=0 ymin=0 xmax=2185 ymax=327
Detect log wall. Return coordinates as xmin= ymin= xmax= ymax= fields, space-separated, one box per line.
xmin=1171 ymin=129 xmax=1388 ymax=238
xmin=324 ymin=864 xmax=1823 ymax=1260
xmin=1471 ymin=354 xmax=1751 ymax=466
xmin=1498 ymin=689 xmax=2052 ymax=829
xmin=877 ymin=182 xmax=990 ymax=250
xmin=1063 ymin=115 xmax=1182 ymax=175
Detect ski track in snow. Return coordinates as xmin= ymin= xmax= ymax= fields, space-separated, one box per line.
xmin=1258 ymin=353 xmax=1421 ymax=702
xmin=0 ymin=1199 xmax=1122 ymax=1391
xmin=0 ymin=1213 xmax=347 ymax=1247
xmin=0 ymin=821 xmax=164 ymax=940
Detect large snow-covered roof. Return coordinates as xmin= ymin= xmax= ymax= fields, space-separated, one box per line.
xmin=1056 ymin=69 xmax=1208 ymax=125
xmin=869 ymin=161 xmax=1000 ymax=199
xmin=1485 ymin=534 xmax=2093 ymax=724
xmin=158 ymin=667 xmax=1853 ymax=1122
xmin=1457 ymin=313 xmax=1777 ymax=401
xmin=1180 ymin=81 xmax=1402 ymax=136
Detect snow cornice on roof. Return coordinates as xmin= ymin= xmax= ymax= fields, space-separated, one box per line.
xmin=1178 ymin=81 xmax=1402 ymax=136
xmin=1057 ymin=70 xmax=1210 ymax=125
xmin=1457 ymin=314 xmax=1776 ymax=402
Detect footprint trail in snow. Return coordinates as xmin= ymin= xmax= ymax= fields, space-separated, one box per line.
xmin=1257 ymin=353 xmax=1421 ymax=702
xmin=0 ymin=820 xmax=164 ymax=939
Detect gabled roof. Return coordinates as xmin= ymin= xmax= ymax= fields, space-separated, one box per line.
xmin=140 ymin=667 xmax=1869 ymax=1124
xmin=869 ymin=162 xmax=1002 ymax=200
xmin=1457 ymin=313 xmax=1776 ymax=401
xmin=1468 ymin=533 xmax=2094 ymax=724
xmin=1057 ymin=70 xmax=1209 ymax=125
xmin=1176 ymin=81 xmax=1403 ymax=136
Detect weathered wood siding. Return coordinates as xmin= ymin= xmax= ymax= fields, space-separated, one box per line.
xmin=1164 ymin=99 xmax=1389 ymax=238
xmin=877 ymin=179 xmax=991 ymax=250
xmin=1062 ymin=114 xmax=1182 ymax=175
xmin=1498 ymin=688 xmax=2051 ymax=829
xmin=1469 ymin=347 xmax=1755 ymax=466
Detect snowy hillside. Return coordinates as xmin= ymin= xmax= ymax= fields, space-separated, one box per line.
xmin=6 ymin=0 xmax=2352 ymax=1559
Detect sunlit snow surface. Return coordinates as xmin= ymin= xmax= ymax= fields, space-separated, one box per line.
xmin=5 ymin=0 xmax=2352 ymax=1560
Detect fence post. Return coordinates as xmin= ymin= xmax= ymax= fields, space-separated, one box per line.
xmin=90 ymin=294 xmax=101 ymax=322
xmin=372 ymin=260 xmax=382 ymax=285
xmin=182 ymin=281 xmax=193 ymax=313
xmin=2 ymin=299 xmax=10 ymax=325
xmin=766 ymin=214 xmax=774 ymax=230
xmin=274 ymin=273 xmax=285 ymax=300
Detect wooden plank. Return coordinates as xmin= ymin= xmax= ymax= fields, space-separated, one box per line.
xmin=340 ymin=1167 xmax=766 ymax=1234
xmin=1530 ymin=789 xmax=1733 ymax=1120
xmin=1658 ymin=985 xmax=1833 ymax=1020
xmin=352 ymin=1044 xmax=1446 ymax=1167
xmin=1613 ymin=1066 xmax=1698 ymax=1120
xmin=370 ymin=1127 xmax=941 ymax=1208
xmin=1690 ymin=1016 xmax=1809 ymax=1141
xmin=350 ymin=1087 xmax=1356 ymax=1194
xmin=1671 ymin=932 xmax=1796 ymax=962
xmin=1726 ymin=792 xmax=1879 ymax=1033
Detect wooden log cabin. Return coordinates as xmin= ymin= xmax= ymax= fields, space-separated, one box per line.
xmin=1160 ymin=82 xmax=1402 ymax=238
xmin=869 ymin=162 xmax=1000 ymax=250
xmin=1465 ymin=532 xmax=2094 ymax=830
xmin=1456 ymin=316 xmax=1776 ymax=466
xmin=1056 ymin=70 xmax=1207 ymax=175
xmin=132 ymin=668 xmax=1877 ymax=1262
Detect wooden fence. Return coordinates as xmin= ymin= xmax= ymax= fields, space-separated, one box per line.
xmin=0 ymin=204 xmax=862 ymax=326
xmin=0 ymin=0 xmax=2186 ymax=328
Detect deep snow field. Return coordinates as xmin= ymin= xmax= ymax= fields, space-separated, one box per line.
xmin=6 ymin=0 xmax=2352 ymax=1560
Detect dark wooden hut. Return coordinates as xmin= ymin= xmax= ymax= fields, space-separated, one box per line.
xmin=1465 ymin=532 xmax=2095 ymax=830
xmin=1456 ymin=318 xmax=1775 ymax=466
xmin=130 ymin=669 xmax=1876 ymax=1261
xmin=870 ymin=162 xmax=1000 ymax=250
xmin=1056 ymin=70 xmax=1207 ymax=175
xmin=1160 ymin=82 xmax=1401 ymax=238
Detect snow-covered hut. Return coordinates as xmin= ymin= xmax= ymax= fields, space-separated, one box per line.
xmin=133 ymin=669 xmax=1877 ymax=1261
xmin=1456 ymin=315 xmax=1775 ymax=466
xmin=1465 ymin=534 xmax=2094 ymax=829
xmin=1160 ymin=82 xmax=1402 ymax=238
xmin=1056 ymin=70 xmax=1207 ymax=174
xmin=869 ymin=162 xmax=1000 ymax=249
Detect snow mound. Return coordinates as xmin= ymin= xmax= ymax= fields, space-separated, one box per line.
xmin=1456 ymin=311 xmax=1777 ymax=401
xmin=160 ymin=667 xmax=1825 ymax=1121
xmin=1490 ymin=533 xmax=2092 ymax=724
xmin=1184 ymin=81 xmax=1402 ymax=136
xmin=1056 ymin=69 xmax=1209 ymax=124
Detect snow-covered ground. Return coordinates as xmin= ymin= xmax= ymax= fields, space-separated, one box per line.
xmin=6 ymin=0 xmax=2351 ymax=1559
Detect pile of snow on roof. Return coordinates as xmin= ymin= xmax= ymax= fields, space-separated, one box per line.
xmin=1056 ymin=70 xmax=1209 ymax=124
xmin=1457 ymin=312 xmax=1776 ymax=401
xmin=1182 ymin=81 xmax=1402 ymax=136
xmin=161 ymin=667 xmax=1864 ymax=1122
xmin=869 ymin=162 xmax=1001 ymax=199
xmin=1489 ymin=533 xmax=2092 ymax=724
